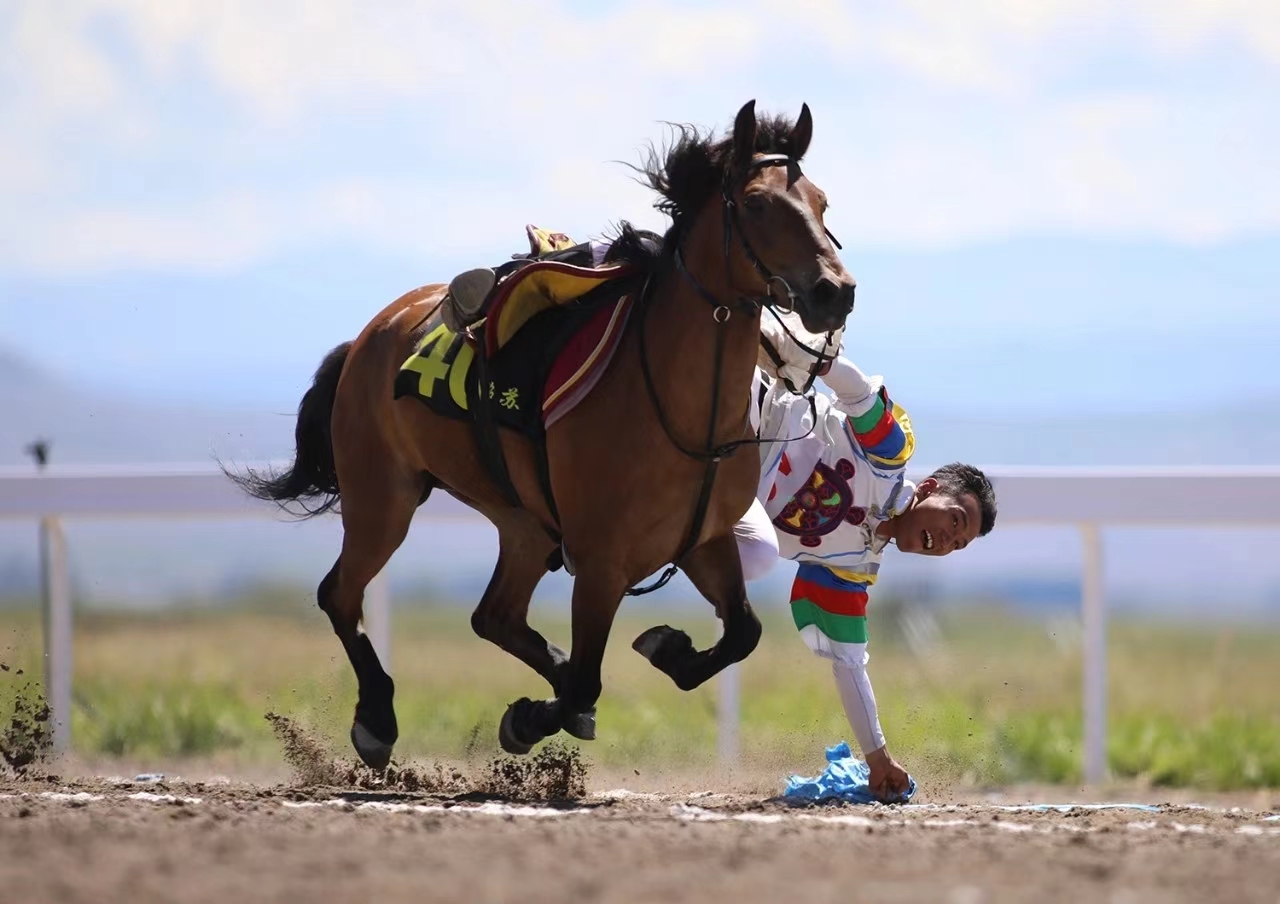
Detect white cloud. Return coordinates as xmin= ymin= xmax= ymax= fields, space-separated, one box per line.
xmin=0 ymin=0 xmax=1277 ymax=274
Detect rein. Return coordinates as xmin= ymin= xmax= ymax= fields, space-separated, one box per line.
xmin=627 ymin=154 xmax=823 ymax=596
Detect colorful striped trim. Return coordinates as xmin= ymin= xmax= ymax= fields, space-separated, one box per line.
xmin=790 ymin=563 xmax=869 ymax=644
xmin=792 ymin=600 xmax=868 ymax=644
xmin=828 ymin=564 xmax=879 ymax=586
xmin=847 ymin=389 xmax=915 ymax=468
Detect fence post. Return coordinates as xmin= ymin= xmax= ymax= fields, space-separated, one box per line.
xmin=365 ymin=570 xmax=392 ymax=669
xmin=40 ymin=516 xmax=73 ymax=755
xmin=1080 ymin=523 xmax=1107 ymax=785
xmin=717 ymin=650 xmax=740 ymax=764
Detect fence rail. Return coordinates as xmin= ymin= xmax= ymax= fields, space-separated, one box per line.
xmin=4 ymin=463 xmax=1280 ymax=781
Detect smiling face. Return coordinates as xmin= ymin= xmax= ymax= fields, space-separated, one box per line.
xmin=891 ymin=478 xmax=985 ymax=557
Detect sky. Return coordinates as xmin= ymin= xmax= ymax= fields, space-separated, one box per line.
xmin=1 ymin=0 xmax=1279 ymax=415
xmin=2 ymin=2 xmax=1280 ymax=612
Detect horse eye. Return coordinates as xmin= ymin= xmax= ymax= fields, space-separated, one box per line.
xmin=743 ymin=194 xmax=766 ymax=213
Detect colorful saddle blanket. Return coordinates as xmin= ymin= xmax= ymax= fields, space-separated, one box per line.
xmin=483 ymin=258 xmax=638 ymax=357
xmin=394 ymin=275 xmax=638 ymax=437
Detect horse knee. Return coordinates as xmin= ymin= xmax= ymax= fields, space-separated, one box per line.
xmin=726 ymin=608 xmax=762 ymax=663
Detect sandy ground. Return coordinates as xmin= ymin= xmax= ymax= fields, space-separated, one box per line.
xmin=2 ymin=766 xmax=1278 ymax=904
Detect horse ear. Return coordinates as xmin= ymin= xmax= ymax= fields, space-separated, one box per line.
xmin=733 ymin=99 xmax=758 ymax=165
xmin=791 ymin=103 xmax=813 ymax=160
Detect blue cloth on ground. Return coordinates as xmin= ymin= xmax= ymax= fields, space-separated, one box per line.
xmin=783 ymin=741 xmax=917 ymax=805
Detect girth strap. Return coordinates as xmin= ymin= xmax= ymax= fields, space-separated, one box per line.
xmin=468 ymin=329 xmax=524 ymax=512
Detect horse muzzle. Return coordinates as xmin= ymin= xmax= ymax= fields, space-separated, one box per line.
xmin=795 ymin=276 xmax=855 ymax=334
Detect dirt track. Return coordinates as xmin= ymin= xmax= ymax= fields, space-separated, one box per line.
xmin=2 ymin=773 xmax=1279 ymax=904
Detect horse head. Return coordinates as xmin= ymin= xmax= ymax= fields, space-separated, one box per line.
xmin=718 ymin=99 xmax=855 ymax=334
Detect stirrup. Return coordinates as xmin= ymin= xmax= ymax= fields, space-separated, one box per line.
xmin=442 ymin=267 xmax=497 ymax=332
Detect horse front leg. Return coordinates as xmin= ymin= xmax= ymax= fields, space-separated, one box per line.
xmin=499 ymin=566 xmax=627 ymax=755
xmin=632 ymin=532 xmax=763 ymax=691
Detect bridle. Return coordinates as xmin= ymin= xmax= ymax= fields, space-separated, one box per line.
xmin=758 ymin=304 xmax=842 ymax=396
xmin=628 ymin=152 xmax=842 ymax=595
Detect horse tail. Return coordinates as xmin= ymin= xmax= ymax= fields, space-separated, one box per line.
xmin=224 ymin=341 xmax=351 ymax=518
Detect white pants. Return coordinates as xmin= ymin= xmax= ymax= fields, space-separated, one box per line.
xmin=733 ymin=497 xmax=780 ymax=582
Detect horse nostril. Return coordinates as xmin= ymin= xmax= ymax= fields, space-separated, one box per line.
xmin=812 ymin=278 xmax=840 ymax=307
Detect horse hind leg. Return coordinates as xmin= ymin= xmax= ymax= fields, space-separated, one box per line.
xmin=470 ymin=514 xmax=564 ymax=685
xmin=468 ymin=512 xmax=599 ymax=753
xmin=319 ymin=468 xmax=428 ymax=769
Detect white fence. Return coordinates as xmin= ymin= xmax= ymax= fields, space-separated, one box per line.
xmin=3 ymin=463 xmax=1280 ymax=782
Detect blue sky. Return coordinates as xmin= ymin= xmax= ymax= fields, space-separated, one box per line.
xmin=2 ymin=1 xmax=1279 ymax=415
xmin=2 ymin=2 xmax=1280 ymax=611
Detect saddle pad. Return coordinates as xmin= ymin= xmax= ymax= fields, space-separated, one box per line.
xmin=483 ymin=259 xmax=638 ymax=356
xmin=394 ymin=290 xmax=634 ymax=440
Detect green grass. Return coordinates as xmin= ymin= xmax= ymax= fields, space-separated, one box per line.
xmin=1 ymin=594 xmax=1278 ymax=790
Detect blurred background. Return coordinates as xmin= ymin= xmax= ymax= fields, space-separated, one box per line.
xmin=1 ymin=1 xmax=1277 ymax=791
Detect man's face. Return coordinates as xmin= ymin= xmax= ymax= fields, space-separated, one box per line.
xmin=893 ymin=479 xmax=983 ymax=557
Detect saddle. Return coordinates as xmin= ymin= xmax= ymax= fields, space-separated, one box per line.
xmin=394 ymin=271 xmax=637 ymax=437
xmin=394 ymin=228 xmax=644 ymax=563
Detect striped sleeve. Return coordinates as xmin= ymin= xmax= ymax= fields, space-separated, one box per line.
xmin=820 ymin=357 xmax=915 ymax=470
xmin=844 ymin=387 xmax=915 ymax=470
xmin=791 ymin=563 xmax=887 ymax=753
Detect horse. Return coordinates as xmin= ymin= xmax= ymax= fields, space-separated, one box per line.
xmin=227 ymin=99 xmax=856 ymax=769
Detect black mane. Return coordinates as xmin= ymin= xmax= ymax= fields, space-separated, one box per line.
xmin=603 ymin=111 xmax=804 ymax=272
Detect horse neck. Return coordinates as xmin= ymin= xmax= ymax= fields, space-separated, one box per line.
xmin=642 ymin=256 xmax=762 ymax=448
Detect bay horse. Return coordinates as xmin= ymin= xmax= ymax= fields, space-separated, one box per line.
xmin=228 ymin=100 xmax=856 ymax=768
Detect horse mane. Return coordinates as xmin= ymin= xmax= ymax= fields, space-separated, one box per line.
xmin=604 ymin=112 xmax=805 ymax=272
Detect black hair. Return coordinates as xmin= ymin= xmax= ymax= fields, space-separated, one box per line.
xmin=602 ymin=110 xmax=806 ymax=272
xmin=930 ymin=462 xmax=997 ymax=537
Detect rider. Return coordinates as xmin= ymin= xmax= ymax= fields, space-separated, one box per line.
xmin=734 ymin=312 xmax=998 ymax=801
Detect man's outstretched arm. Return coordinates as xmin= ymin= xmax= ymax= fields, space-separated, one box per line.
xmin=790 ymin=563 xmax=911 ymax=800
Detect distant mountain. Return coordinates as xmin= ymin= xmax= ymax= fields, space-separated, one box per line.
xmin=0 ymin=346 xmax=295 ymax=467
xmin=5 ymin=342 xmax=1279 ymax=471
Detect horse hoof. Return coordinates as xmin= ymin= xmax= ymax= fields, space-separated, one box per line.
xmin=563 ymin=708 xmax=596 ymax=741
xmin=351 ymin=721 xmax=393 ymax=771
xmin=632 ymin=626 xmax=672 ymax=661
xmin=632 ymin=625 xmax=692 ymax=667
xmin=499 ymin=702 xmax=536 ymax=756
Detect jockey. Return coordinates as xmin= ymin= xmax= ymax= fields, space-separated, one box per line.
xmin=734 ymin=311 xmax=997 ymax=802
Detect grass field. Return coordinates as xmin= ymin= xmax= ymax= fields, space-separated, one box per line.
xmin=2 ymin=590 xmax=1278 ymax=791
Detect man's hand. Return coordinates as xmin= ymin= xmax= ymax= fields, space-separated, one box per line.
xmin=757 ymin=310 xmax=843 ymax=392
xmin=865 ymin=746 xmax=911 ymax=802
